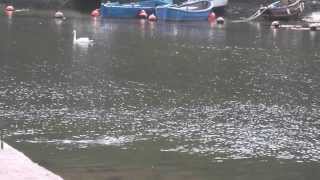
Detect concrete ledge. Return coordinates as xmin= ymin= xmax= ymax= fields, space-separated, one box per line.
xmin=0 ymin=142 xmax=64 ymax=180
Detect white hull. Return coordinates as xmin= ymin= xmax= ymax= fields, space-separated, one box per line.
xmin=212 ymin=0 xmax=228 ymax=8
xmin=187 ymin=0 xmax=228 ymax=8
xmin=188 ymin=0 xmax=228 ymax=8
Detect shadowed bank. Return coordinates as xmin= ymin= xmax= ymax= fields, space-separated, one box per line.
xmin=0 ymin=0 xmax=101 ymax=11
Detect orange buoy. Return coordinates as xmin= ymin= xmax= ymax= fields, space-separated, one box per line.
xmin=138 ymin=10 xmax=148 ymax=19
xmin=91 ymin=9 xmax=100 ymax=17
xmin=5 ymin=5 xmax=15 ymax=11
xmin=148 ymin=14 xmax=157 ymax=21
xmin=208 ymin=12 xmax=216 ymax=21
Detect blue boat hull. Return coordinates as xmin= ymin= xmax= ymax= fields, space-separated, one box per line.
xmin=100 ymin=0 xmax=172 ymax=18
xmin=101 ymin=5 xmax=154 ymax=18
xmin=155 ymin=0 xmax=215 ymax=21
xmin=156 ymin=7 xmax=211 ymax=21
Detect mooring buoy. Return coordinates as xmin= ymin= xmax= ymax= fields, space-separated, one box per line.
xmin=91 ymin=9 xmax=100 ymax=17
xmin=138 ymin=10 xmax=148 ymax=19
xmin=271 ymin=21 xmax=280 ymax=28
xmin=148 ymin=14 xmax=157 ymax=21
xmin=208 ymin=12 xmax=216 ymax=22
xmin=54 ymin=11 xmax=65 ymax=19
xmin=216 ymin=17 xmax=225 ymax=24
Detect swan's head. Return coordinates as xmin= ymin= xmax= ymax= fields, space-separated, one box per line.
xmin=73 ymin=30 xmax=76 ymax=34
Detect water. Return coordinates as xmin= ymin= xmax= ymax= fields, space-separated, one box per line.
xmin=1 ymin=6 xmax=320 ymax=180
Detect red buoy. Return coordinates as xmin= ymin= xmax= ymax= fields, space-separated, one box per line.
xmin=138 ymin=10 xmax=148 ymax=19
xmin=5 ymin=5 xmax=15 ymax=11
xmin=91 ymin=9 xmax=100 ymax=17
xmin=148 ymin=14 xmax=157 ymax=21
xmin=208 ymin=12 xmax=216 ymax=21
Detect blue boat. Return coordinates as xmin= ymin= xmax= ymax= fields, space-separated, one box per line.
xmin=156 ymin=0 xmax=228 ymax=21
xmin=100 ymin=0 xmax=172 ymax=18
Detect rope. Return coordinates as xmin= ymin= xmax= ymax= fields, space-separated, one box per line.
xmin=232 ymin=0 xmax=303 ymax=23
xmin=232 ymin=7 xmax=269 ymax=23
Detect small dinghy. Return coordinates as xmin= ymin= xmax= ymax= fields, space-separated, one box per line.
xmin=155 ymin=0 xmax=216 ymax=21
xmin=100 ymin=0 xmax=172 ymax=18
xmin=262 ymin=0 xmax=304 ymax=20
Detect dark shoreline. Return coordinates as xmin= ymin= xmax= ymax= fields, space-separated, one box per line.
xmin=0 ymin=0 xmax=100 ymax=11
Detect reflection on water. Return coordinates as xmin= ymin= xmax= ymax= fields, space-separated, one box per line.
xmin=0 ymin=8 xmax=320 ymax=180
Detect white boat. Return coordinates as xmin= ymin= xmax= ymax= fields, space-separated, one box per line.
xmin=211 ymin=0 xmax=228 ymax=9
xmin=191 ymin=0 xmax=228 ymax=14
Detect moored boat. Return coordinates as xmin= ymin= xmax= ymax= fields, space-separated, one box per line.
xmin=262 ymin=0 xmax=304 ymax=20
xmin=156 ymin=0 xmax=219 ymax=21
xmin=100 ymin=0 xmax=172 ymax=18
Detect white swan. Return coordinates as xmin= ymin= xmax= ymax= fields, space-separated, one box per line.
xmin=73 ymin=30 xmax=93 ymax=45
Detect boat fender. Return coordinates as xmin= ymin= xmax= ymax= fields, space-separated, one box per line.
xmin=148 ymin=14 xmax=157 ymax=21
xmin=5 ymin=5 xmax=15 ymax=11
xmin=138 ymin=10 xmax=148 ymax=19
xmin=271 ymin=21 xmax=280 ymax=28
xmin=208 ymin=12 xmax=216 ymax=21
xmin=91 ymin=9 xmax=100 ymax=17
xmin=216 ymin=17 xmax=225 ymax=24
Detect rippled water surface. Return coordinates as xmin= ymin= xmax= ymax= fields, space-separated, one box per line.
xmin=1 ymin=5 xmax=320 ymax=180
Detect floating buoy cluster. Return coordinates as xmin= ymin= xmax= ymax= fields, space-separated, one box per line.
xmin=138 ymin=10 xmax=157 ymax=21
xmin=8 ymin=4 xmax=319 ymax=33
xmin=2 ymin=4 xmax=227 ymax=25
xmin=3 ymin=4 xmax=101 ymax=20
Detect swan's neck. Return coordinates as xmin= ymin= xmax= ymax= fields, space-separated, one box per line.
xmin=73 ymin=31 xmax=76 ymax=42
